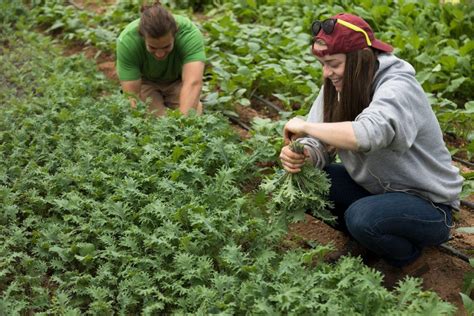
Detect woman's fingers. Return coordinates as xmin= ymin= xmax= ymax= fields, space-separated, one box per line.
xmin=283 ymin=129 xmax=295 ymax=145
xmin=280 ymin=154 xmax=305 ymax=165
xmin=281 ymin=160 xmax=302 ymax=173
xmin=279 ymin=145 xmax=306 ymax=173
xmin=280 ymin=146 xmax=305 ymax=162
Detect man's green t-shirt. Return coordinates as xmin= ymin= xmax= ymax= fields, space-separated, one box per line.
xmin=116 ymin=15 xmax=206 ymax=83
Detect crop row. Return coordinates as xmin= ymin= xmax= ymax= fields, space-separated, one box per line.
xmin=0 ymin=23 xmax=458 ymax=314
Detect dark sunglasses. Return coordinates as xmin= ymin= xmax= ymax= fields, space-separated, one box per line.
xmin=311 ymin=18 xmax=372 ymax=46
xmin=311 ymin=19 xmax=337 ymax=36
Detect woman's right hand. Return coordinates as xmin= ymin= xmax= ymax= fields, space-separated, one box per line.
xmin=279 ymin=145 xmax=308 ymax=173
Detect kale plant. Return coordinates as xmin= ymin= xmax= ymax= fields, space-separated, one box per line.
xmin=261 ymin=141 xmax=335 ymax=224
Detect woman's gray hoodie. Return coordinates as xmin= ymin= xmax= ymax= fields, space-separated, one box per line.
xmin=299 ymin=54 xmax=463 ymax=208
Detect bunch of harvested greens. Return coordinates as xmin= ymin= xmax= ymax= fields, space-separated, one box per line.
xmin=261 ymin=141 xmax=335 ymax=223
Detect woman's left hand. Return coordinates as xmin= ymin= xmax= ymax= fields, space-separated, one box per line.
xmin=283 ymin=117 xmax=307 ymax=144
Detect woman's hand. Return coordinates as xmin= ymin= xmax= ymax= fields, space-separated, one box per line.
xmin=283 ymin=117 xmax=307 ymax=144
xmin=279 ymin=145 xmax=309 ymax=173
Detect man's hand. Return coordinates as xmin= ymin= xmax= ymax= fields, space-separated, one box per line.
xmin=120 ymin=79 xmax=142 ymax=109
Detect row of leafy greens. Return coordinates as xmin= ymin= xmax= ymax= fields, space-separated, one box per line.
xmin=0 ymin=21 xmax=457 ymax=314
xmin=4 ymin=0 xmax=472 ymax=156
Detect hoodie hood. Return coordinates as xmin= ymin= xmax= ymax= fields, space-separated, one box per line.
xmin=373 ymin=53 xmax=416 ymax=90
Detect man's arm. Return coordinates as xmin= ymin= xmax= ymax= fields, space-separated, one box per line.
xmin=179 ymin=61 xmax=205 ymax=115
xmin=121 ymin=79 xmax=142 ymax=108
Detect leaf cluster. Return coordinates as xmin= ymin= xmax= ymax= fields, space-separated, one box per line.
xmin=261 ymin=142 xmax=335 ymax=225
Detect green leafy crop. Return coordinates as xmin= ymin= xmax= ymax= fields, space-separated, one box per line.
xmin=261 ymin=141 xmax=335 ymax=224
xmin=0 ymin=7 xmax=460 ymax=316
xmin=14 ymin=0 xmax=472 ymax=159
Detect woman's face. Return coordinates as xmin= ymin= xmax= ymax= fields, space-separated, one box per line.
xmin=314 ymin=42 xmax=346 ymax=92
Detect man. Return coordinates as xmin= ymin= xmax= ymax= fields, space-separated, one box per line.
xmin=116 ymin=3 xmax=206 ymax=116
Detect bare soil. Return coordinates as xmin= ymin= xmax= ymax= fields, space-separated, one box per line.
xmin=68 ymin=0 xmax=116 ymax=14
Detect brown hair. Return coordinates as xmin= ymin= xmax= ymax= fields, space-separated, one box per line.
xmin=323 ymin=48 xmax=378 ymax=123
xmin=139 ymin=1 xmax=178 ymax=38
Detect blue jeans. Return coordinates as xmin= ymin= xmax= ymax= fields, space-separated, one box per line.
xmin=324 ymin=164 xmax=452 ymax=267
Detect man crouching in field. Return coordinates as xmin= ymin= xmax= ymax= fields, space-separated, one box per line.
xmin=116 ymin=1 xmax=206 ymax=116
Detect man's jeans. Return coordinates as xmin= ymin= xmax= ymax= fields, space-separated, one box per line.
xmin=324 ymin=164 xmax=452 ymax=267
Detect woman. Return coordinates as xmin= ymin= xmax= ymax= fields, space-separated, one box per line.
xmin=280 ymin=13 xmax=463 ymax=270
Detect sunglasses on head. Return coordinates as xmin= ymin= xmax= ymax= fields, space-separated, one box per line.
xmin=311 ymin=18 xmax=372 ymax=47
xmin=311 ymin=19 xmax=337 ymax=36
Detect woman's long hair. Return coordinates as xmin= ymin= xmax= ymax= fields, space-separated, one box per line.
xmin=139 ymin=1 xmax=178 ymax=38
xmin=323 ymin=49 xmax=378 ymax=123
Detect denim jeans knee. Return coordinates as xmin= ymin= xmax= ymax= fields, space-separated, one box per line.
xmin=344 ymin=192 xmax=452 ymax=267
